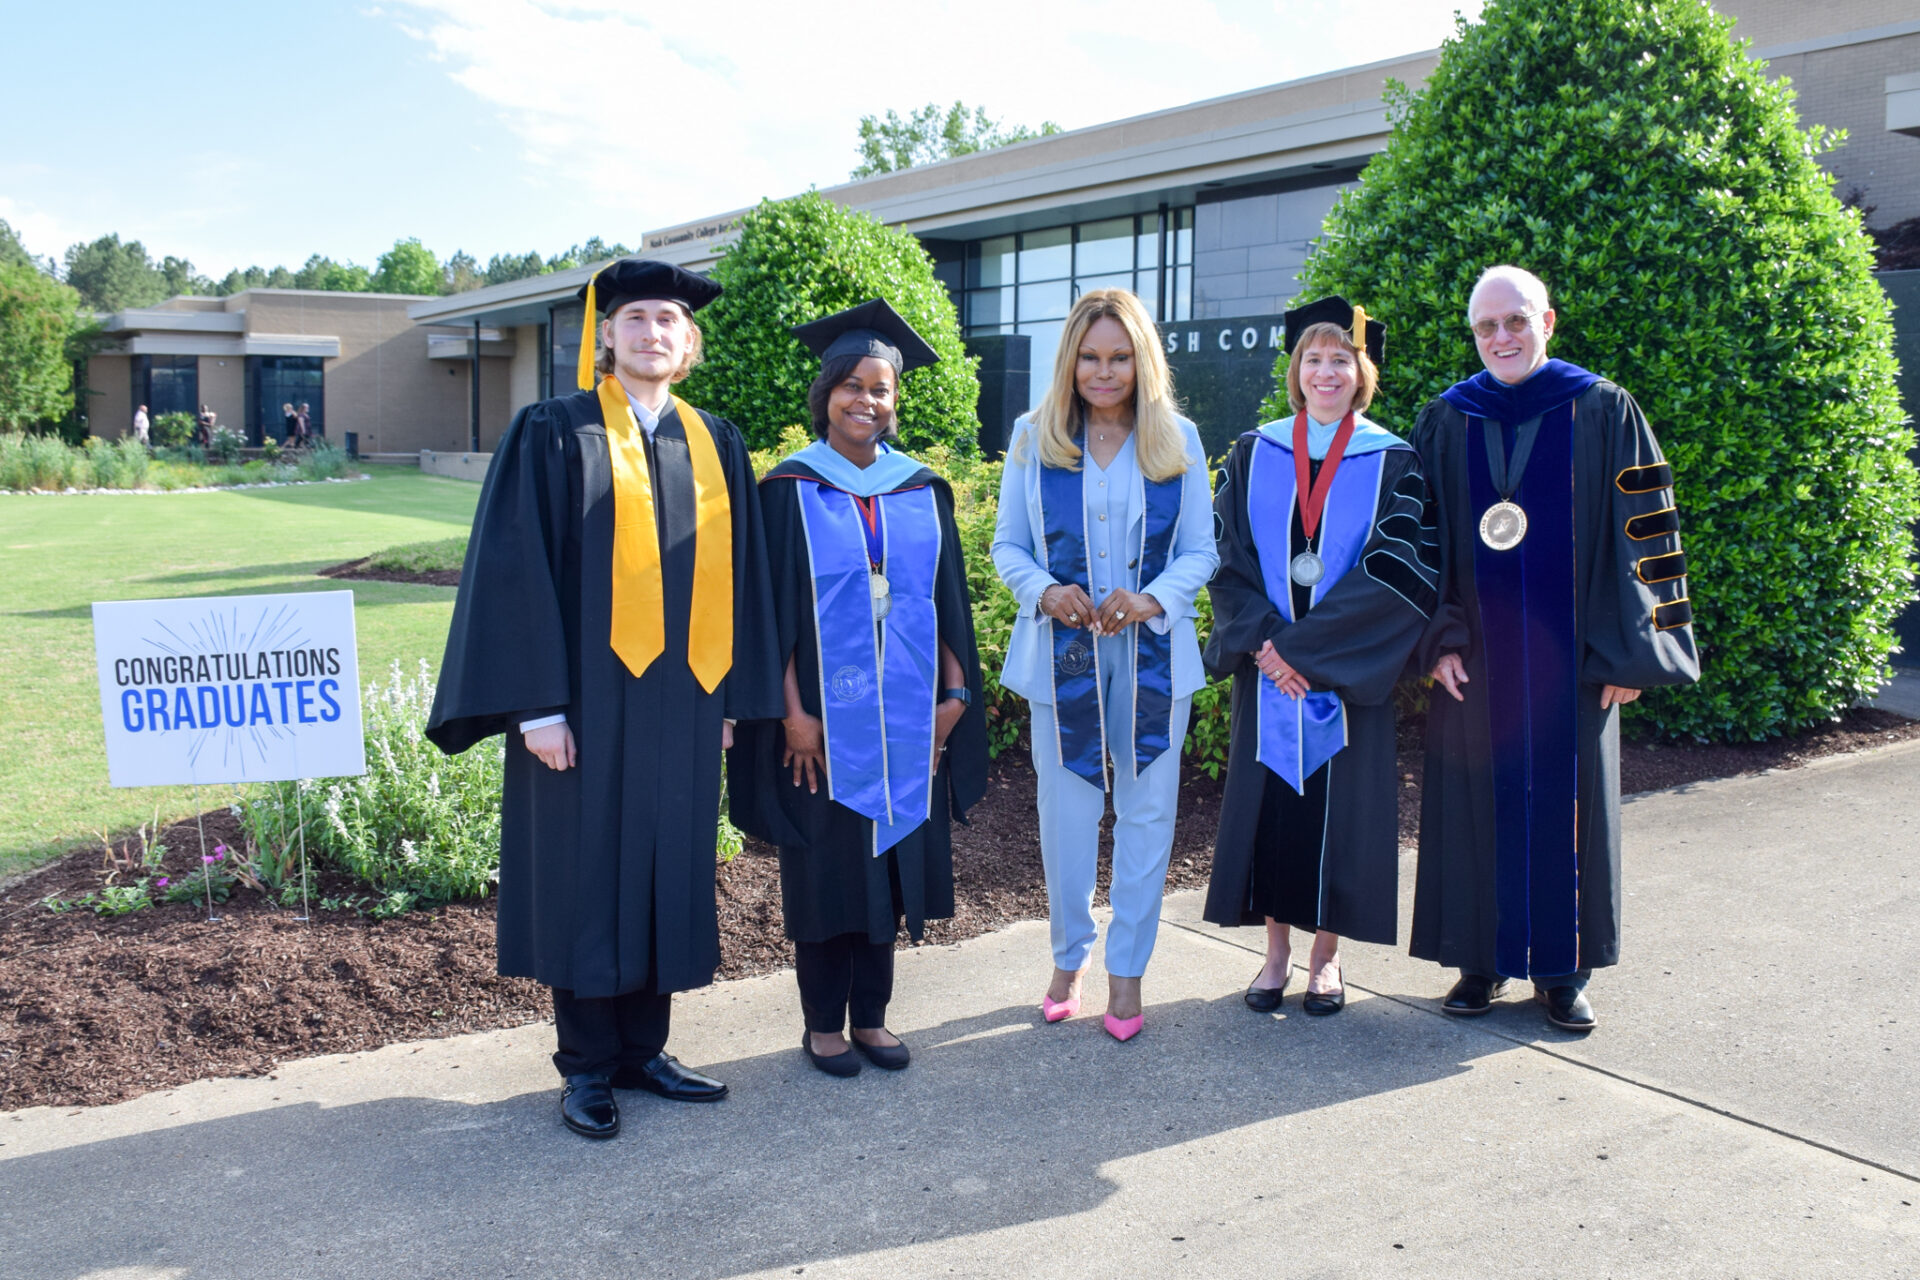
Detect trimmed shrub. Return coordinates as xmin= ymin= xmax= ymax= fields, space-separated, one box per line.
xmin=1284 ymin=0 xmax=1919 ymax=741
xmin=682 ymin=192 xmax=981 ymax=455
xmin=151 ymin=411 xmax=195 ymax=448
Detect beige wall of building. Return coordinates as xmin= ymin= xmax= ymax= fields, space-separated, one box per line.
xmin=506 ymin=323 xmax=544 ymax=423
xmin=87 ymin=354 xmax=132 ymax=440
xmin=198 ymin=356 xmax=243 ymax=429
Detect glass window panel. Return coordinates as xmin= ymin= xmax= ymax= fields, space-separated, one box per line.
xmin=1022 ymin=320 xmax=1065 ymax=409
xmin=1136 ymin=214 xmax=1162 ymax=269
xmin=253 ymin=356 xmax=325 ymax=439
xmin=1073 ymin=272 xmax=1134 ymax=300
xmin=1074 ymin=218 xmax=1134 ymax=276
xmin=1135 ymin=268 xmax=1163 ymax=319
xmin=1172 ymin=208 xmax=1194 ymax=266
xmin=968 ymin=236 xmax=1016 ymax=288
xmin=1172 ymin=266 xmax=1192 ymax=322
xmin=1017 ymin=280 xmax=1071 ymax=322
xmin=966 ymin=287 xmax=1014 ymax=329
xmin=1018 ymin=226 xmax=1071 ymax=281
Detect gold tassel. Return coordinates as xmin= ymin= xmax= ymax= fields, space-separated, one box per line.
xmin=1350 ymin=304 xmax=1369 ymax=354
xmin=577 ymin=274 xmax=599 ymax=391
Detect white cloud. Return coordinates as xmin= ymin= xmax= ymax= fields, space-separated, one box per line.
xmin=387 ymin=0 xmax=1483 ymax=233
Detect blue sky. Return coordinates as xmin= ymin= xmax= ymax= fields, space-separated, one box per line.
xmin=1 ymin=1 xmax=1484 ymax=279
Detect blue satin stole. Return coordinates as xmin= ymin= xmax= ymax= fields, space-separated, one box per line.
xmin=795 ymin=480 xmax=943 ymax=856
xmin=1246 ymin=435 xmax=1386 ymax=794
xmin=1466 ymin=405 xmax=1581 ymax=978
xmin=1036 ymin=449 xmax=1183 ymax=789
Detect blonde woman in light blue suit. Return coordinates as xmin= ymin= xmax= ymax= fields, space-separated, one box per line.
xmin=992 ymin=288 xmax=1218 ymax=1042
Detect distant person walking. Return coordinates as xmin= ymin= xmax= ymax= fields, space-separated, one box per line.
xmin=194 ymin=405 xmax=215 ymax=448
xmin=132 ymin=405 xmax=149 ymax=447
xmin=296 ymin=403 xmax=313 ymax=442
xmin=282 ymin=403 xmax=302 ymax=445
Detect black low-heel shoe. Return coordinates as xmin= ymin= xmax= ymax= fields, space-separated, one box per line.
xmin=560 ymin=1074 xmax=618 ymax=1139
xmin=850 ymin=1032 xmax=911 ymax=1071
xmin=802 ymin=1033 xmax=862 ymax=1077
xmin=1244 ymin=970 xmax=1289 ymax=1012
xmin=1302 ymin=985 xmax=1345 ymax=1016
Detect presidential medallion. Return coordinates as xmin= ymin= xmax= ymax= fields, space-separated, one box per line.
xmin=1479 ymin=500 xmax=1527 ymax=551
xmin=869 ymin=570 xmax=892 ymax=620
xmin=1289 ymin=551 xmax=1326 ymax=587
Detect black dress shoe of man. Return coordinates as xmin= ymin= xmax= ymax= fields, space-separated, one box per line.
xmin=1536 ymin=985 xmax=1596 ymax=1031
xmin=611 ymin=1052 xmax=729 ymax=1101
xmin=851 ymin=1033 xmax=911 ymax=1071
xmin=560 ymin=1075 xmax=618 ymax=1139
xmin=1442 ymin=974 xmax=1511 ymax=1016
xmin=802 ymin=1033 xmax=862 ymax=1077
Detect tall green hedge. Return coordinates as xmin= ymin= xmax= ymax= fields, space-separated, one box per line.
xmin=1286 ymin=0 xmax=1918 ymax=741
xmin=683 ymin=192 xmax=981 ymax=454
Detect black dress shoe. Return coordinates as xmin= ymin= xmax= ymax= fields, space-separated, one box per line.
xmin=802 ymin=1033 xmax=862 ymax=1077
xmin=1442 ymin=974 xmax=1511 ymax=1016
xmin=560 ymin=1074 xmax=618 ymax=1139
xmin=850 ymin=1032 xmax=910 ymax=1071
xmin=610 ymin=1052 xmax=729 ymax=1102
xmin=1302 ymin=984 xmax=1345 ymax=1016
xmin=1535 ymin=985 xmax=1596 ymax=1031
xmin=1244 ymin=970 xmax=1289 ymax=1012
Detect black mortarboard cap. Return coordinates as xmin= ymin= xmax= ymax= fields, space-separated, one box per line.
xmin=790 ymin=298 xmax=940 ymax=375
xmin=1283 ymin=295 xmax=1385 ymax=368
xmin=575 ymin=258 xmax=722 ymax=389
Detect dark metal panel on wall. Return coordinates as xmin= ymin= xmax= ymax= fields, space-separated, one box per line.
xmin=965 ymin=333 xmax=1030 ymax=458
xmin=1159 ymin=315 xmax=1287 ymax=459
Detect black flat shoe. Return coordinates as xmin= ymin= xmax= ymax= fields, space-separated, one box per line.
xmin=611 ymin=1052 xmax=728 ymax=1102
xmin=850 ymin=1032 xmax=911 ymax=1071
xmin=1442 ymin=974 xmax=1511 ymax=1016
xmin=1535 ymin=985 xmax=1596 ymax=1031
xmin=1244 ymin=969 xmax=1289 ymax=1012
xmin=802 ymin=1033 xmax=862 ymax=1077
xmin=560 ymin=1074 xmax=618 ymax=1139
xmin=1302 ymin=984 xmax=1345 ymax=1016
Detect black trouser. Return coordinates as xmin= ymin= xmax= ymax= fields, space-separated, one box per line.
xmin=550 ymin=982 xmax=671 ymax=1079
xmin=795 ymin=934 xmax=895 ymax=1034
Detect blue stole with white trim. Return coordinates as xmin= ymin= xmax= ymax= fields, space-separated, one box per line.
xmin=1246 ymin=432 xmax=1388 ymax=793
xmin=1036 ymin=444 xmax=1183 ymax=789
xmin=795 ymin=480 xmax=943 ymax=856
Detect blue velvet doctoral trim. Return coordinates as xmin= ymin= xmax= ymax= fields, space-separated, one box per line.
xmin=1255 ymin=412 xmax=1404 ymax=458
xmin=1438 ymin=359 xmax=1599 ymax=425
xmin=1246 ymin=433 xmax=1394 ymax=793
xmin=1467 ymin=401 xmax=1581 ymax=977
xmin=1036 ymin=451 xmax=1183 ymax=788
xmin=795 ymin=479 xmax=942 ymax=856
xmin=791 ymin=439 xmax=926 ymax=498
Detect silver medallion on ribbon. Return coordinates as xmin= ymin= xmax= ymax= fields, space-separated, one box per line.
xmin=1289 ymin=551 xmax=1326 ymax=587
xmin=1478 ymin=500 xmax=1527 ymax=551
xmin=869 ymin=570 xmax=892 ymax=620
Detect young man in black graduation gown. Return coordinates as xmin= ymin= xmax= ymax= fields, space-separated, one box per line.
xmin=427 ymin=258 xmax=781 ymax=1138
xmin=727 ymin=299 xmax=988 ymax=1077
xmin=1409 ymin=265 xmax=1699 ymax=1032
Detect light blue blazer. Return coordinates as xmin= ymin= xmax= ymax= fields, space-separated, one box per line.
xmin=991 ymin=415 xmax=1218 ymax=705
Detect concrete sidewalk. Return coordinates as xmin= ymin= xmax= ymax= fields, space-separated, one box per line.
xmin=3 ymin=743 xmax=1917 ymax=1279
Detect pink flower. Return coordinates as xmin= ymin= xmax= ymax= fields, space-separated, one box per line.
xmin=202 ymin=854 xmax=216 ymax=864
xmin=156 ymin=877 xmax=169 ymax=887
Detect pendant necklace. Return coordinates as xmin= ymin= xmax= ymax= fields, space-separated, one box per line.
xmin=1478 ymin=415 xmax=1539 ymax=551
xmin=852 ymin=493 xmax=892 ymax=620
xmin=1289 ymin=410 xmax=1358 ymax=588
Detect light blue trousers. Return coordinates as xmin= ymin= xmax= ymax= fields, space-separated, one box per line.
xmin=1028 ymin=646 xmax=1192 ymax=978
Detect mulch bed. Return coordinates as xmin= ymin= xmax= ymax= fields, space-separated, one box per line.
xmin=319 ymin=558 xmax=461 ymax=588
xmin=3 ymin=707 xmax=1915 ymax=1111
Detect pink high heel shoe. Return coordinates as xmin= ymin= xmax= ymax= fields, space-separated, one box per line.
xmin=1103 ymin=1012 xmax=1144 ymax=1042
xmin=1041 ymin=993 xmax=1080 ymax=1022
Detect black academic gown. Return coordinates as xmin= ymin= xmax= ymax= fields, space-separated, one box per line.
xmin=1408 ymin=380 xmax=1699 ymax=977
xmin=426 ymin=391 xmax=782 ymax=998
xmin=727 ymin=457 xmax=988 ymax=945
xmin=1202 ymin=435 xmax=1439 ymax=943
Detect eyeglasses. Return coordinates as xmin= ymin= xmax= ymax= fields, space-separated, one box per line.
xmin=1470 ymin=311 xmax=1539 ymax=340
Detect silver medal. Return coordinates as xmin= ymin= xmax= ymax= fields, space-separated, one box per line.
xmin=1289 ymin=551 xmax=1326 ymax=587
xmin=1478 ymin=500 xmax=1528 ymax=551
xmin=869 ymin=570 xmax=892 ymax=620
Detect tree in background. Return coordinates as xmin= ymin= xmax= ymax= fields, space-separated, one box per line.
xmin=294 ymin=254 xmax=372 ymax=292
xmin=1282 ymin=0 xmax=1917 ymax=741
xmin=62 ymin=235 xmax=172 ymax=311
xmin=852 ymin=102 xmax=1062 ymax=178
xmin=370 ymin=238 xmax=441 ymax=296
xmin=0 ymin=261 xmax=83 ymax=431
xmin=680 ymin=191 xmax=980 ymax=454
xmin=217 ymin=264 xmax=298 ymax=293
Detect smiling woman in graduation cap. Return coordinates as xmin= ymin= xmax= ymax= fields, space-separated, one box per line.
xmin=1202 ymin=296 xmax=1440 ymax=1017
xmin=727 ymin=298 xmax=988 ymax=1078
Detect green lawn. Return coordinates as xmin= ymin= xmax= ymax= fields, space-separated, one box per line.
xmin=0 ymin=465 xmax=480 ymax=878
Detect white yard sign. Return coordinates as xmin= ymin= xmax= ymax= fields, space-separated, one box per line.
xmin=92 ymin=591 xmax=367 ymax=787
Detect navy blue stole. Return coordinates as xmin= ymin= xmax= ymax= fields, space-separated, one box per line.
xmin=795 ymin=480 xmax=943 ymax=856
xmin=1036 ymin=450 xmax=1183 ymax=789
xmin=1466 ymin=404 xmax=1580 ymax=978
xmin=1246 ymin=435 xmax=1388 ymax=793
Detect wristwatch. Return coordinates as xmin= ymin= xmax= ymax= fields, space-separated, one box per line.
xmin=941 ymin=686 xmax=972 ymax=707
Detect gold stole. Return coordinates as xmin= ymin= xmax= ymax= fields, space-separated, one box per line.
xmin=596 ymin=376 xmax=733 ymax=691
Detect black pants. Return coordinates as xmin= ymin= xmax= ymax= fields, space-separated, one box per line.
xmin=795 ymin=934 xmax=895 ymax=1034
xmin=550 ymin=982 xmax=670 ymax=1079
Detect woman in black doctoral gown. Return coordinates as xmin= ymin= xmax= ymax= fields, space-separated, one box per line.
xmin=728 ymin=299 xmax=988 ymax=1077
